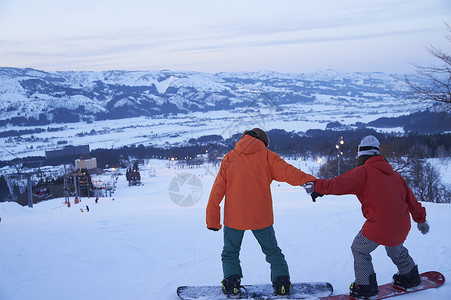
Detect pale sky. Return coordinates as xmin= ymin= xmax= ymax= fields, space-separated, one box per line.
xmin=0 ymin=0 xmax=450 ymax=73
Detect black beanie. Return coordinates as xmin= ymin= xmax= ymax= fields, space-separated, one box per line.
xmin=242 ymin=128 xmax=269 ymax=147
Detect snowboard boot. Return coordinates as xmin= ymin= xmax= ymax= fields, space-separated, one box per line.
xmin=273 ymin=275 xmax=291 ymax=296
xmin=393 ymin=265 xmax=421 ymax=289
xmin=349 ymin=273 xmax=379 ymax=299
xmin=221 ymin=275 xmax=243 ymax=297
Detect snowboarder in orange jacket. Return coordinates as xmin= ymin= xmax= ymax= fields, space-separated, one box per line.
xmin=206 ymin=128 xmax=316 ymax=297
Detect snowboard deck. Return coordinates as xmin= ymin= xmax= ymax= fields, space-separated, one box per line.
xmin=319 ymin=271 xmax=445 ymax=300
xmin=177 ymin=281 xmax=333 ymax=300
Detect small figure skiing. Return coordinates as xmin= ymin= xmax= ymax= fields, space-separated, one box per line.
xmin=206 ymin=128 xmax=316 ymax=297
xmin=305 ymin=135 xmax=429 ymax=299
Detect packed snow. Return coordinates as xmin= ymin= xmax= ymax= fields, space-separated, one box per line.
xmin=0 ymin=159 xmax=450 ymax=300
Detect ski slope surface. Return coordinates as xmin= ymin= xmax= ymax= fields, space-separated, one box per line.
xmin=0 ymin=159 xmax=450 ymax=300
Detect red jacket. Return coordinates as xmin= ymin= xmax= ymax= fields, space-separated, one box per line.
xmin=314 ymin=156 xmax=426 ymax=246
xmin=206 ymin=135 xmax=316 ymax=230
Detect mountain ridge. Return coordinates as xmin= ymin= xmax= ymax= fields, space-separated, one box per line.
xmin=0 ymin=67 xmax=413 ymax=126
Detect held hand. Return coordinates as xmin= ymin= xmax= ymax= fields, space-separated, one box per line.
xmin=302 ymin=182 xmax=315 ymax=195
xmin=208 ymin=227 xmax=220 ymax=231
xmin=302 ymin=182 xmax=324 ymax=202
xmin=417 ymin=221 xmax=429 ymax=235
xmin=311 ymin=191 xmax=324 ymax=202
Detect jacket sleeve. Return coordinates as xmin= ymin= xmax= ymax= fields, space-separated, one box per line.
xmin=402 ymin=177 xmax=426 ymax=223
xmin=269 ymin=151 xmax=317 ymax=185
xmin=206 ymin=156 xmax=228 ymax=229
xmin=315 ymin=167 xmax=366 ymax=196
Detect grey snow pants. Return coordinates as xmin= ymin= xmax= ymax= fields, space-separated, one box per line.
xmin=351 ymin=231 xmax=416 ymax=285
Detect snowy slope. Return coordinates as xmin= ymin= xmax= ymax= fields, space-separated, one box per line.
xmin=0 ymin=159 xmax=449 ymax=300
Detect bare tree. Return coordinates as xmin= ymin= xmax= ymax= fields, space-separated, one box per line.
xmin=393 ymin=144 xmax=451 ymax=204
xmin=404 ymin=24 xmax=451 ymax=110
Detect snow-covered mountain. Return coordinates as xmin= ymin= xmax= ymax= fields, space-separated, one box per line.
xmin=0 ymin=67 xmax=415 ymax=125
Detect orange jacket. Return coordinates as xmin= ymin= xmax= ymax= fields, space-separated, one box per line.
xmin=206 ymin=135 xmax=317 ymax=230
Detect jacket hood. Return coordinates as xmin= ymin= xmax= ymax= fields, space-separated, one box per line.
xmin=365 ymin=156 xmax=395 ymax=175
xmin=235 ymin=134 xmax=267 ymax=154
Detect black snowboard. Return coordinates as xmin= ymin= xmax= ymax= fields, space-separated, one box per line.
xmin=177 ymin=281 xmax=333 ymax=299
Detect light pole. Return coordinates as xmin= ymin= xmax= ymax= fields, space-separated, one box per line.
xmin=336 ymin=136 xmax=344 ymax=176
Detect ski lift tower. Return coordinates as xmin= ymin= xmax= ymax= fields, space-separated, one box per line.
xmin=11 ymin=160 xmax=44 ymax=208
xmin=65 ymin=171 xmax=82 ymax=201
xmin=1 ymin=146 xmax=44 ymax=208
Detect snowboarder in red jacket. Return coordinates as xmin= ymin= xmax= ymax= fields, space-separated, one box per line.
xmin=305 ymin=135 xmax=429 ymax=299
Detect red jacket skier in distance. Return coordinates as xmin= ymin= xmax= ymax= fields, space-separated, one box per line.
xmin=314 ymin=155 xmax=426 ymax=247
xmin=206 ymin=134 xmax=317 ymax=231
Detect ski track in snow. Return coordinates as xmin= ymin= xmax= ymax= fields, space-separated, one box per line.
xmin=0 ymin=160 xmax=450 ymax=300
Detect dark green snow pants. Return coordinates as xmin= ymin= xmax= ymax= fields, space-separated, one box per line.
xmin=222 ymin=225 xmax=289 ymax=282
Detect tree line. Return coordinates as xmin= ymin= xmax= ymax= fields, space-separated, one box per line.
xmin=1 ymin=127 xmax=449 ymax=205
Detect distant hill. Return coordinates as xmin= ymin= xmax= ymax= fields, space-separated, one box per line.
xmin=0 ymin=67 xmax=418 ymax=126
xmin=368 ymin=110 xmax=451 ymax=134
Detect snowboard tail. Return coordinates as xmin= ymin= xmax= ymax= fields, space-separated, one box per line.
xmin=320 ymin=271 xmax=445 ymax=300
xmin=177 ymin=281 xmax=333 ymax=299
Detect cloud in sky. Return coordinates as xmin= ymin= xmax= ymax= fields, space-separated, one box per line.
xmin=0 ymin=0 xmax=450 ymax=73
